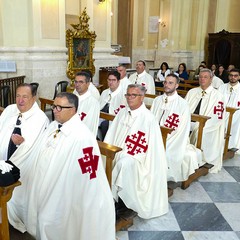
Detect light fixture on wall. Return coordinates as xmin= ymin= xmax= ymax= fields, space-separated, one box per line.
xmin=158 ymin=18 xmax=166 ymax=28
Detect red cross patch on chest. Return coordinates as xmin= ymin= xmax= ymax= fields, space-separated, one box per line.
xmin=238 ymin=101 xmax=240 ymax=107
xmin=125 ymin=131 xmax=148 ymax=156
xmin=114 ymin=105 xmax=125 ymax=115
xmin=164 ymin=113 xmax=180 ymax=130
xmin=80 ymin=112 xmax=87 ymax=121
xmin=213 ymin=101 xmax=224 ymax=119
xmin=78 ymin=147 xmax=99 ymax=179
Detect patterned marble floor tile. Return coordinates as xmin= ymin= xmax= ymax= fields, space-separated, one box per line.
xmin=128 ymin=205 xmax=180 ymax=231
xmin=223 ymin=156 xmax=240 ymax=167
xmin=200 ymin=182 xmax=240 ymax=202
xmin=128 ymin=231 xmax=184 ymax=240
xmin=169 ymin=182 xmax=212 ymax=203
xmin=116 ymin=231 xmax=129 ymax=240
xmin=171 ymin=202 xmax=232 ymax=231
xmin=198 ymin=167 xmax=236 ymax=182
xmin=182 ymin=231 xmax=240 ymax=240
xmin=236 ymin=231 xmax=240 ymax=239
xmin=224 ymin=166 xmax=240 ymax=182
xmin=215 ymin=203 xmax=240 ymax=231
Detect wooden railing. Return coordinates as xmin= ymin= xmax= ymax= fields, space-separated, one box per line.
xmin=0 ymin=76 xmax=25 ymax=106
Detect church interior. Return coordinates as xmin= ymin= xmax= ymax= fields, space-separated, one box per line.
xmin=0 ymin=0 xmax=240 ymax=239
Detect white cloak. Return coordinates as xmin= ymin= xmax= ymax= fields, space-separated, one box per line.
xmin=218 ymin=82 xmax=240 ymax=150
xmin=212 ymin=75 xmax=224 ymax=89
xmin=129 ymin=70 xmax=155 ymax=105
xmin=185 ymin=86 xmax=225 ymax=173
xmin=119 ymin=76 xmax=131 ymax=93
xmin=2 ymin=103 xmax=49 ymax=232
xmin=99 ymin=85 xmax=126 ymax=115
xmin=89 ymin=82 xmax=100 ymax=100
xmin=104 ymin=104 xmax=168 ymax=219
xmin=151 ymin=92 xmax=202 ymax=182
xmin=23 ymin=114 xmax=115 ymax=240
xmin=73 ymin=89 xmax=100 ymax=136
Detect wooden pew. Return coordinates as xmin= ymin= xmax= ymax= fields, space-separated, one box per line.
xmin=0 ymin=181 xmax=21 ymax=240
xmin=97 ymin=140 xmax=122 ymax=188
xmin=181 ymin=114 xmax=211 ymax=189
xmin=39 ymin=97 xmax=54 ymax=112
xmin=223 ymin=107 xmax=239 ymax=160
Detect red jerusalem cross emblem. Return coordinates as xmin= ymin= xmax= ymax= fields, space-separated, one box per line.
xmin=114 ymin=105 xmax=125 ymax=115
xmin=213 ymin=101 xmax=224 ymax=119
xmin=125 ymin=131 xmax=148 ymax=156
xmin=78 ymin=147 xmax=99 ymax=179
xmin=164 ymin=113 xmax=180 ymax=130
xmin=80 ymin=112 xmax=87 ymax=121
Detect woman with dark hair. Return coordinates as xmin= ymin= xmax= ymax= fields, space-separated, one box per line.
xmin=175 ymin=63 xmax=188 ymax=82
xmin=215 ymin=64 xmax=229 ymax=83
xmin=155 ymin=62 xmax=171 ymax=87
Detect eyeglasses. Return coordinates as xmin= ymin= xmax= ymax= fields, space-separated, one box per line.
xmin=229 ymin=74 xmax=239 ymax=77
xmin=125 ymin=94 xmax=143 ymax=99
xmin=51 ymin=104 xmax=74 ymax=112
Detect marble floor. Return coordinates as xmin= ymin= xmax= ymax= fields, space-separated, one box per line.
xmin=116 ymin=154 xmax=240 ymax=240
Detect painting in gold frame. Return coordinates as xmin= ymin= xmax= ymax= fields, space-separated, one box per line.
xmin=66 ymin=8 xmax=97 ymax=82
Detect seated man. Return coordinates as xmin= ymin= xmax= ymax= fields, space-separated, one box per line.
xmin=117 ymin=64 xmax=131 ymax=93
xmin=104 ymin=84 xmax=168 ymax=219
xmin=129 ymin=60 xmax=155 ymax=105
xmin=99 ymin=70 xmax=126 ymax=140
xmin=73 ymin=71 xmax=100 ymax=136
xmin=185 ymin=68 xmax=225 ymax=173
xmin=218 ymin=68 xmax=240 ymax=151
xmin=24 ymin=93 xmax=115 ymax=240
xmin=1 ymin=83 xmax=49 ymax=231
xmin=151 ymin=74 xmax=202 ymax=182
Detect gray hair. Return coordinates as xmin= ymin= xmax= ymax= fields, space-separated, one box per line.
xmin=127 ymin=84 xmax=147 ymax=95
xmin=200 ymin=68 xmax=214 ymax=78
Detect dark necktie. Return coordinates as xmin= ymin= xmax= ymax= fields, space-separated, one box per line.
xmin=193 ymin=91 xmax=206 ymax=115
xmin=101 ymin=94 xmax=111 ymax=113
xmin=54 ymin=124 xmax=62 ymax=138
xmin=135 ymin=74 xmax=138 ymax=84
xmin=7 ymin=113 xmax=22 ymax=159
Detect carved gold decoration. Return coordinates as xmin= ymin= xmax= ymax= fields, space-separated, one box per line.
xmin=66 ymin=8 xmax=97 ymax=84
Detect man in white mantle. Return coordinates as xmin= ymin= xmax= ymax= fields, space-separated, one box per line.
xmin=20 ymin=92 xmax=115 ymax=240
xmin=218 ymin=68 xmax=240 ymax=151
xmin=151 ymin=74 xmax=202 ymax=182
xmin=185 ymin=68 xmax=225 ymax=173
xmin=104 ymin=84 xmax=168 ymax=219
xmin=129 ymin=60 xmax=155 ymax=105
xmin=73 ymin=71 xmax=100 ymax=136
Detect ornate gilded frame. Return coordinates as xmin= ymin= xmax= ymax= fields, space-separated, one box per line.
xmin=66 ymin=8 xmax=97 ymax=82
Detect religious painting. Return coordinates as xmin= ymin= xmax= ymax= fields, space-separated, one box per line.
xmin=66 ymin=8 xmax=97 ymax=83
xmin=73 ymin=38 xmax=90 ymax=68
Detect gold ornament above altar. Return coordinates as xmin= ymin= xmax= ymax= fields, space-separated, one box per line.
xmin=66 ymin=8 xmax=97 ymax=83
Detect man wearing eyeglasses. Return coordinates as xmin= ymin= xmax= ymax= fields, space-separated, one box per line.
xmin=104 ymin=84 xmax=168 ymax=220
xmin=15 ymin=92 xmax=115 ymax=240
xmin=99 ymin=70 xmax=126 ymax=140
xmin=185 ymin=68 xmax=225 ymax=173
xmin=151 ymin=74 xmax=202 ymax=183
xmin=73 ymin=71 xmax=100 ymax=136
xmin=219 ymin=68 xmax=240 ymax=151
